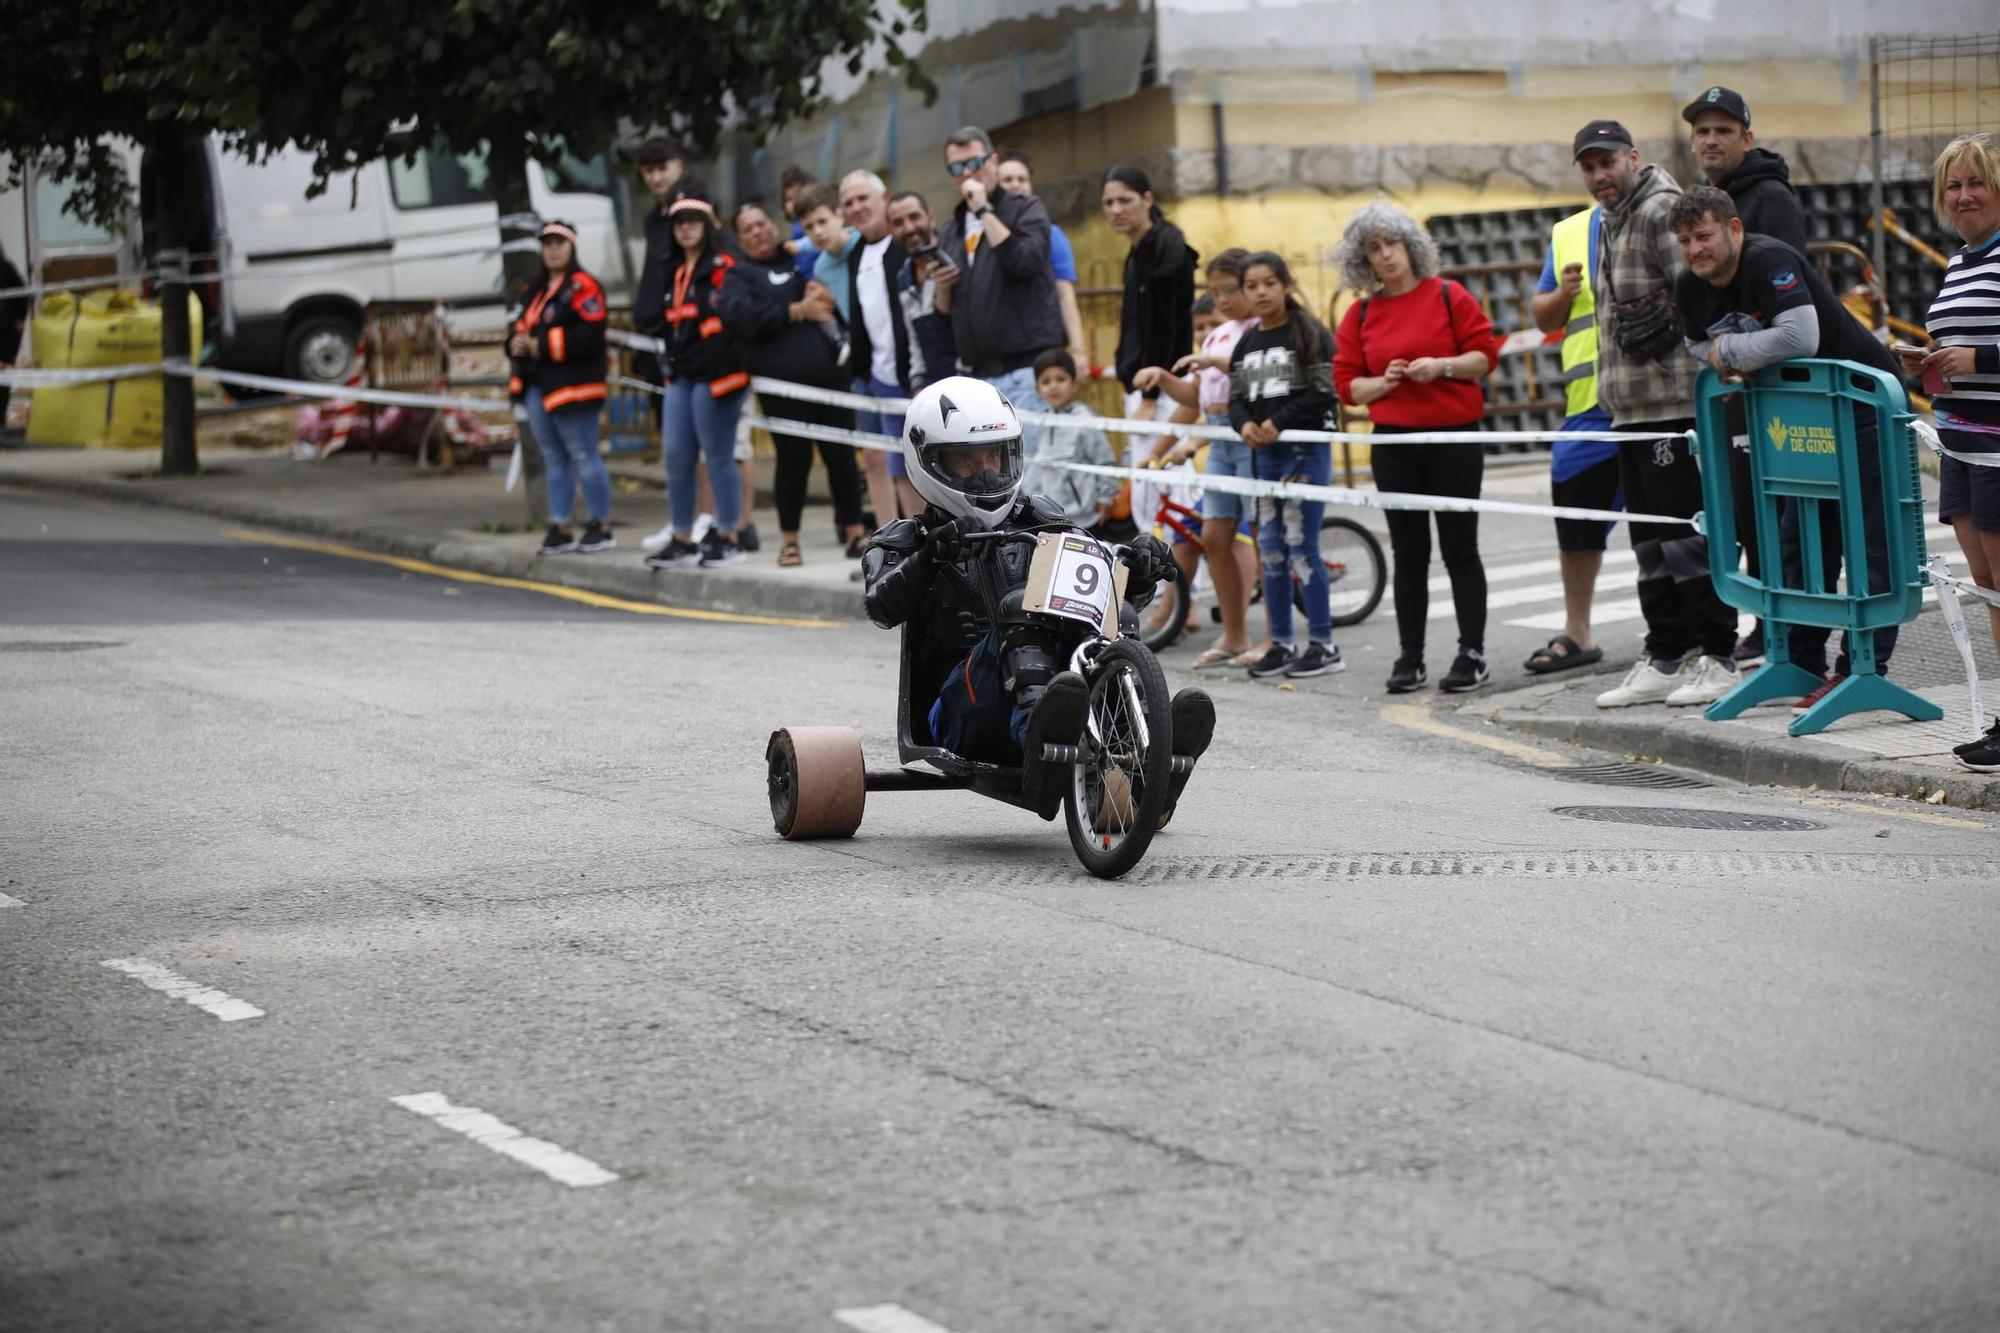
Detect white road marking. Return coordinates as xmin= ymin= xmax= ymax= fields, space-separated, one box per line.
xmin=834 ymin=1306 xmax=959 ymax=1333
xmin=0 ymin=892 xmax=24 ymax=908
xmin=1507 ymin=598 xmax=1644 ymax=631
xmin=1431 ymin=573 xmax=1641 ymax=620
xmin=1430 ymin=548 xmax=1635 ymax=593
xmin=389 ymin=1092 xmax=618 ymax=1188
xmin=100 ymin=957 xmax=264 ymax=1021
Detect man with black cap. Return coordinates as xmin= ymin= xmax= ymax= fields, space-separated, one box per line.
xmin=1683 ymin=87 xmax=1809 ymax=255
xmin=1572 ymin=119 xmax=1744 ymax=711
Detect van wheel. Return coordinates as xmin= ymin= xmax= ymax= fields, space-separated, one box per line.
xmin=283 ymin=313 xmax=360 ymax=386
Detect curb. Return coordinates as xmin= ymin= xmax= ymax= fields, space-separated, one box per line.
xmin=1483 ymin=694 xmax=1998 ymax=810
xmin=0 ymin=470 xmax=869 ymax=624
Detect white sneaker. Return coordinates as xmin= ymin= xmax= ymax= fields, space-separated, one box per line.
xmin=639 ymin=522 xmax=677 ymax=554
xmin=1595 ymin=657 xmax=1687 ymax=708
xmin=1665 ymin=654 xmax=1740 ymax=706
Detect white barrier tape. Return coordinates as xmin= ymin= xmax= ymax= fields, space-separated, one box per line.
xmin=741 ymin=411 xmax=900 ymax=453
xmin=1926 ymin=558 xmax=2000 ymax=611
xmin=611 ymin=373 xmax=666 ymax=397
xmin=162 ymin=361 xmax=515 ymax=415
xmin=0 ymin=363 xmax=167 ymax=388
xmin=1927 ymin=555 xmax=1990 ymax=738
xmin=607 ymin=328 xmax=665 ymax=354
xmin=1915 ymin=417 xmax=2000 ymax=468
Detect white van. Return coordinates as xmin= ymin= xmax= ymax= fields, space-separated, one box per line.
xmin=190 ymin=136 xmax=632 ymax=385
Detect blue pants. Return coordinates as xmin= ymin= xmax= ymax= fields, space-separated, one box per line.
xmin=854 ymin=376 xmax=910 ymax=477
xmin=1254 ymin=442 xmax=1335 ymax=646
xmin=663 ymin=378 xmax=745 ymax=533
xmin=927 ymin=630 xmax=1035 ymax=764
xmin=524 ymin=386 xmax=611 ymax=525
xmin=1780 ymin=410 xmax=1897 ymax=675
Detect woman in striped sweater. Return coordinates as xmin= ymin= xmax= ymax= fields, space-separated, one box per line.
xmin=1901 ymin=133 xmax=2000 ymax=770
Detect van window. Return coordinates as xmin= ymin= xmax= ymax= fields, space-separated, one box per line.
xmin=35 ymin=177 xmax=118 ymax=249
xmin=539 ymin=146 xmax=613 ymax=197
xmin=389 ymin=141 xmax=496 ymax=210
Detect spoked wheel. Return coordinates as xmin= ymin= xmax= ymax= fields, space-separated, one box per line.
xmin=766 ymin=726 xmax=865 ymax=839
xmin=1138 ymin=570 xmax=1190 ymax=652
xmin=1063 ymin=639 xmax=1173 ymax=879
xmin=1317 ymin=515 xmax=1387 ymax=627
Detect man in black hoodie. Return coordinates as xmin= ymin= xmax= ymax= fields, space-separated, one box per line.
xmin=1683 ymin=85 xmax=1809 ymax=668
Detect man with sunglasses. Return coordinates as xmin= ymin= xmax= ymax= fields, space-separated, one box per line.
xmin=935 ymin=125 xmax=1065 ymax=456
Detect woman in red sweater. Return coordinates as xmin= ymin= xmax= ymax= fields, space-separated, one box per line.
xmin=1334 ymin=202 xmax=1501 ymax=695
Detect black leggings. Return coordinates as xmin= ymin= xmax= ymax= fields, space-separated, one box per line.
xmin=762 ymin=392 xmax=865 ymax=535
xmin=1373 ymin=428 xmax=1487 ymax=658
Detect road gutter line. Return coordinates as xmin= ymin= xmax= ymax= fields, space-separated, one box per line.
xmin=389 ymin=1092 xmax=618 ymax=1188
xmin=100 ymin=957 xmax=265 ymax=1021
xmin=834 ymin=1306 xmax=960 ymax=1333
xmin=1382 ymin=702 xmax=1567 ymax=767
xmin=0 ymin=892 xmax=24 ymax=908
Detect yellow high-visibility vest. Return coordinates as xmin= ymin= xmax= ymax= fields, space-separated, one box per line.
xmin=1550 ymin=206 xmax=1599 ymax=418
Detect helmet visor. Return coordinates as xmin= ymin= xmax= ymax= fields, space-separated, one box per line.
xmin=918 ymin=435 xmax=1023 ymax=507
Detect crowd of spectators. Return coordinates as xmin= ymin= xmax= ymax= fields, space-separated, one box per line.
xmin=562 ymin=108 xmax=1998 ymax=764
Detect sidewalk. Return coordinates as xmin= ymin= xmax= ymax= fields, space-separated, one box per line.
xmin=1462 ymin=635 xmax=2000 ymax=809
xmin=0 ymin=443 xmax=870 ymax=622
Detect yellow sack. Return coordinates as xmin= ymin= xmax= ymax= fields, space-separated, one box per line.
xmin=26 ymin=289 xmax=202 ymax=449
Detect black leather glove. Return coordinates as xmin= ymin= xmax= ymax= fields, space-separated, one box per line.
xmin=928 ymin=518 xmax=965 ymax=564
xmin=1132 ymin=534 xmax=1176 ymax=587
xmin=949 ymin=605 xmax=984 ymax=648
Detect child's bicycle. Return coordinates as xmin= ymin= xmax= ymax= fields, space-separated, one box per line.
xmin=1140 ymin=480 xmax=1385 ymax=653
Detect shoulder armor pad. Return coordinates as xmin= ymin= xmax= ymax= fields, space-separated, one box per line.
xmin=1016 ymin=493 xmax=1068 ymax=526
xmin=869 ymin=516 xmax=927 ymax=553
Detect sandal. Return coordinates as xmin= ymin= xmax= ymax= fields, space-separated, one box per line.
xmin=1190 ymin=647 xmax=1242 ymax=669
xmin=777 ymin=541 xmax=803 ymax=568
xmin=1524 ymin=634 xmax=1602 ymax=674
xmin=1230 ymin=647 xmax=1267 ymax=669
xmin=844 ymin=534 xmax=868 ymax=559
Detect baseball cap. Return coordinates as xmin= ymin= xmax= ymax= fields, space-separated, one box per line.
xmin=1571 ymin=120 xmax=1635 ymax=162
xmin=1682 ymin=86 xmax=1751 ymax=127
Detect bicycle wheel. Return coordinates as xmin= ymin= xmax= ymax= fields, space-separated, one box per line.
xmin=1139 ymin=569 xmax=1190 ymax=652
xmin=1320 ymin=515 xmax=1386 ymax=627
xmin=1064 ymin=638 xmax=1173 ymax=879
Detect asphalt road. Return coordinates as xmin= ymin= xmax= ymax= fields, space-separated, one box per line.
xmin=4 ymin=491 xmax=1998 ymax=1333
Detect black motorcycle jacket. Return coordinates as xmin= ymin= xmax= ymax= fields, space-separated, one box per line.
xmin=863 ymin=497 xmax=1168 ymax=648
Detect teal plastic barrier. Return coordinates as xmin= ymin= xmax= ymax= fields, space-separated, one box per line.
xmin=1692 ymin=359 xmax=1939 ymax=736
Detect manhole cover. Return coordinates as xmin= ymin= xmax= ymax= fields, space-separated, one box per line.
xmin=0 ymin=640 xmax=123 ymax=653
xmin=1549 ymin=763 xmax=1710 ymax=790
xmin=1553 ymin=806 xmax=1824 ymax=831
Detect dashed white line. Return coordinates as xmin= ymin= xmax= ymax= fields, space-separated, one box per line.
xmin=834 ymin=1305 xmax=959 ymax=1333
xmin=100 ymin=957 xmax=264 ymax=1021
xmin=389 ymin=1092 xmax=618 ymax=1188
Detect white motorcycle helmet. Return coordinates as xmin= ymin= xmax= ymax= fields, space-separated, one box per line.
xmin=901 ymin=376 xmax=1025 ymax=530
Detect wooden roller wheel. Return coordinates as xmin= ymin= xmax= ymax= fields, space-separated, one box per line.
xmin=766 ymin=726 xmax=865 ymax=840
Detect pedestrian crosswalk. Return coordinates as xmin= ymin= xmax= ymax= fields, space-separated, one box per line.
xmin=1421 ymin=545 xmax=1975 ymax=632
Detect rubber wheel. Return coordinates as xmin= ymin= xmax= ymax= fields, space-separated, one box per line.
xmin=1319 ymin=515 xmax=1387 ymax=627
xmin=282 ymin=311 xmax=361 ymax=386
xmin=1064 ymin=639 xmax=1173 ymax=879
xmin=1139 ymin=569 xmax=1190 ymax=653
xmin=766 ymin=726 xmax=865 ymax=839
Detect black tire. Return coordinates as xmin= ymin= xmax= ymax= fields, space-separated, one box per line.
xmin=1138 ymin=569 xmax=1190 ymax=653
xmin=282 ymin=311 xmax=360 ymax=386
xmin=1064 ymin=638 xmax=1173 ymax=879
xmin=1319 ymin=515 xmax=1386 ymax=627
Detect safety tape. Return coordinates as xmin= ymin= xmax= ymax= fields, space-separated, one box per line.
xmin=1916 ymin=416 xmax=2000 ymax=468
xmin=1927 ymin=555 xmax=1992 ymax=736
xmin=160 ymin=361 xmax=515 ymax=414
xmin=0 ymin=363 xmax=166 ymax=387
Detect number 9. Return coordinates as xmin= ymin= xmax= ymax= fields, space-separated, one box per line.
xmin=1072 ymin=561 xmax=1100 ymax=596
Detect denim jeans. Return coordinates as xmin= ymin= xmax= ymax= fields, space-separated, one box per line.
xmin=853 ymin=375 xmax=909 ymax=477
xmin=663 ymin=378 xmax=746 ymax=533
xmin=1202 ymin=434 xmax=1254 ymax=525
xmin=984 ymin=366 xmax=1045 ymax=460
xmin=1781 ymin=409 xmax=1897 ymax=675
xmin=524 ymin=385 xmax=611 ymax=525
xmin=1254 ymin=442 xmax=1334 ymax=646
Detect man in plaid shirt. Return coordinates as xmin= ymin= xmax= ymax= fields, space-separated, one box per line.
xmin=1572 ymin=120 xmax=1742 ymax=710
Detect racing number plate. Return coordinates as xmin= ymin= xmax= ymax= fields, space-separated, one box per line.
xmin=1023 ymin=532 xmax=1124 ymax=637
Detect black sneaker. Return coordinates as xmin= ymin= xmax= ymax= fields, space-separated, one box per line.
xmin=1246 ymin=643 xmax=1298 ymax=678
xmin=538 ymin=524 xmax=578 ymax=555
xmin=1159 ymin=687 xmax=1217 ymax=829
xmin=700 ymin=534 xmax=747 ymax=568
xmin=1439 ymin=648 xmax=1490 ymax=693
xmin=1958 ymin=734 xmax=2000 ymax=773
xmin=740 ymin=522 xmax=762 ymax=553
xmin=1733 ymin=624 xmax=1766 ymax=671
xmin=1386 ymin=657 xmax=1428 ymax=693
xmin=644 ymin=537 xmax=701 ymax=569
xmin=1952 ymin=717 xmax=2000 ymax=757
xmin=1022 ymin=671 xmax=1090 ymax=805
xmin=576 ymin=520 xmax=616 ymax=553
xmin=1284 ymin=642 xmax=1344 ymax=678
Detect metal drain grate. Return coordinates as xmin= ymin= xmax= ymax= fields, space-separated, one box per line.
xmin=0 ymin=640 xmax=122 ymax=653
xmin=929 ymin=851 xmax=1994 ymax=885
xmin=1548 ymin=763 xmax=1710 ymax=791
xmin=1553 ymin=806 xmax=1824 ymax=831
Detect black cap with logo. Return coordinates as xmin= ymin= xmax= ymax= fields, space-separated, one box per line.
xmin=1571 ymin=120 xmax=1635 ymax=162
xmin=1682 ymin=86 xmax=1751 ymax=127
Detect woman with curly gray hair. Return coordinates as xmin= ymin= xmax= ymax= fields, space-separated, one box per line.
xmin=1333 ymin=200 xmax=1500 ymax=695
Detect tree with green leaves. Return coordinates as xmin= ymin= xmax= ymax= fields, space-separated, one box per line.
xmin=0 ymin=0 xmax=925 ymax=474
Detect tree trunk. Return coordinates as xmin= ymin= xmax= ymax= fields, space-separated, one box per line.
xmin=154 ymin=131 xmax=198 ymax=477
xmin=487 ymin=134 xmax=546 ymax=526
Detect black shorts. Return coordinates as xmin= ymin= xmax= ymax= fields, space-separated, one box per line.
xmin=1551 ymin=454 xmax=1623 ymax=552
xmin=1939 ymin=449 xmax=2000 ymax=533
